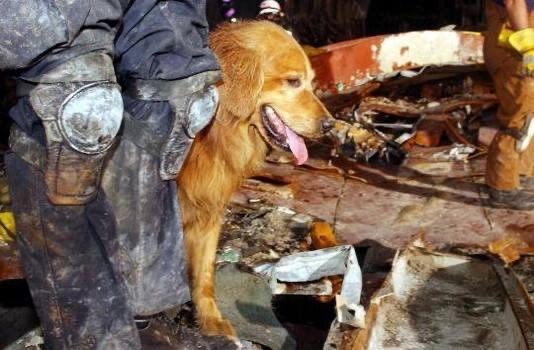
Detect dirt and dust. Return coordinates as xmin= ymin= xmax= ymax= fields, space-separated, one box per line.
xmin=364 ymin=250 xmax=530 ymax=350
xmin=218 ymin=203 xmax=314 ymax=267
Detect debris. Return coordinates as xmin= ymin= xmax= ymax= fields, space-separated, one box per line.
xmin=4 ymin=327 xmax=43 ymax=350
xmin=311 ymin=31 xmax=484 ymax=96
xmin=255 ymin=246 xmax=365 ymax=328
xmin=413 ymin=119 xmax=446 ymax=147
xmin=215 ymin=264 xmax=297 ymax=350
xmin=358 ymin=97 xmax=422 ymax=118
xmin=349 ymin=248 xmax=534 ymax=350
xmin=401 ymin=144 xmax=478 ymax=177
xmin=511 ymin=256 xmax=534 ymax=305
xmin=311 ymin=221 xmax=337 ymax=249
xmin=216 ymin=246 xmax=241 ymax=264
xmin=322 ymin=320 xmax=358 ymax=350
xmin=428 ymin=143 xmax=476 ymax=162
xmin=276 ymin=206 xmax=296 ymax=216
xmin=219 ymin=204 xmax=313 ymax=268
xmin=291 ymin=213 xmax=313 ymax=225
xmin=328 ymin=86 xmax=495 ymax=164
xmin=313 ymin=34 xmax=496 ymax=165
xmin=489 ymin=231 xmax=534 ymax=266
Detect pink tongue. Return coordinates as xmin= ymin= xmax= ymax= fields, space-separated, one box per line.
xmin=284 ymin=125 xmax=308 ymax=165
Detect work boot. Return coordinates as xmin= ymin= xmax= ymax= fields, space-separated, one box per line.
xmin=520 ymin=176 xmax=534 ymax=191
xmin=486 ymin=186 xmax=534 ymax=210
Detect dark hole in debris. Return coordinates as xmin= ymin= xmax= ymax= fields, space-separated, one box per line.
xmin=272 ymin=295 xmax=336 ymax=350
xmin=354 ymin=245 xmax=369 ymax=268
xmin=269 ymin=246 xmax=370 ymax=350
xmin=0 ymin=280 xmax=39 ymax=349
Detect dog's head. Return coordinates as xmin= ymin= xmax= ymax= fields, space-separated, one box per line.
xmin=210 ymin=21 xmax=334 ymax=165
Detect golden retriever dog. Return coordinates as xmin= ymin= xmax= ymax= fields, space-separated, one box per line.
xmin=178 ymin=21 xmax=334 ymax=340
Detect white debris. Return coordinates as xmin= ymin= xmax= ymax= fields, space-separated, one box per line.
xmin=254 ymin=245 xmax=365 ymax=328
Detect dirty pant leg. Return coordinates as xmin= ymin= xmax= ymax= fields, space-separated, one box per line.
xmin=485 ymin=69 xmax=534 ymax=189
xmin=484 ymin=1 xmax=534 ymax=190
xmin=101 ymin=97 xmax=190 ymax=316
xmin=487 ymin=130 xmax=534 ymax=189
xmin=519 ymin=138 xmax=534 ymax=178
xmin=5 ymin=152 xmax=141 ymax=350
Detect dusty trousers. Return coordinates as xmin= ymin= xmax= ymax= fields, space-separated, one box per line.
xmin=5 ymin=126 xmax=140 ymax=349
xmin=101 ymin=94 xmax=191 ymax=316
xmin=484 ymin=0 xmax=534 ymax=190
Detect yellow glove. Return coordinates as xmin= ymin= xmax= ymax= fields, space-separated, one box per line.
xmin=499 ymin=27 xmax=534 ymax=77
xmin=508 ymin=28 xmax=534 ymax=53
xmin=0 ymin=212 xmax=16 ymax=242
xmin=498 ymin=25 xmax=514 ymax=49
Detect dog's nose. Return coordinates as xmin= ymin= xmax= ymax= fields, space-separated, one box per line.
xmin=321 ymin=117 xmax=334 ymax=133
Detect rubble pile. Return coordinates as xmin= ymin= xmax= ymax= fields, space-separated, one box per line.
xmin=328 ymin=69 xmax=497 ymax=165
xmin=217 ymin=203 xmax=314 ymax=268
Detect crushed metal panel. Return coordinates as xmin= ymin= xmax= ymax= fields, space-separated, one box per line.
xmin=311 ymin=31 xmax=484 ymax=96
xmin=353 ymin=248 xmax=533 ymax=350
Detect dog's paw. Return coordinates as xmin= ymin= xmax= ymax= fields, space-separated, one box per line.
xmin=203 ymin=336 xmax=244 ymax=350
xmin=200 ymin=316 xmax=237 ymax=339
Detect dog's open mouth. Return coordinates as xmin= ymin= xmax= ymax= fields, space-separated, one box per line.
xmin=261 ymin=105 xmax=308 ymax=165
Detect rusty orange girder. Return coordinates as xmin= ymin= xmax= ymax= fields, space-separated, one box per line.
xmin=311 ymin=31 xmax=485 ymax=97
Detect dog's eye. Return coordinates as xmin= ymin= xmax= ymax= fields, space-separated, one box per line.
xmin=286 ymin=78 xmax=301 ymax=88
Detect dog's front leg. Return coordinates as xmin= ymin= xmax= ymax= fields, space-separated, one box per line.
xmin=184 ymin=214 xmax=238 ymax=340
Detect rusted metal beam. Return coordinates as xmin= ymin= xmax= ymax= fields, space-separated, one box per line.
xmin=311 ymin=31 xmax=485 ymax=97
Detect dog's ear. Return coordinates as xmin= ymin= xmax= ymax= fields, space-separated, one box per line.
xmin=210 ymin=31 xmax=263 ymax=118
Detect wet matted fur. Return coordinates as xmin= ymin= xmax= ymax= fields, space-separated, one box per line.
xmin=178 ymin=21 xmax=333 ymax=340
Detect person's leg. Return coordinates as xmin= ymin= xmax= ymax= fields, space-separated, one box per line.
xmin=102 ymin=97 xmax=191 ymax=317
xmin=484 ymin=1 xmax=534 ymax=208
xmin=486 ymin=66 xmax=534 ymax=188
xmin=519 ymin=122 xmax=534 ymax=186
xmin=6 ymin=131 xmax=140 ymax=349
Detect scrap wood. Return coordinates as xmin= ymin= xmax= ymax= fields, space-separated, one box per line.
xmin=357 ymin=95 xmax=497 ymax=120
xmin=423 ymin=94 xmax=497 ymax=114
xmin=443 ymin=117 xmax=481 ymax=150
xmin=358 ymin=97 xmax=421 ymax=118
xmin=321 ymin=82 xmax=381 ymax=114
